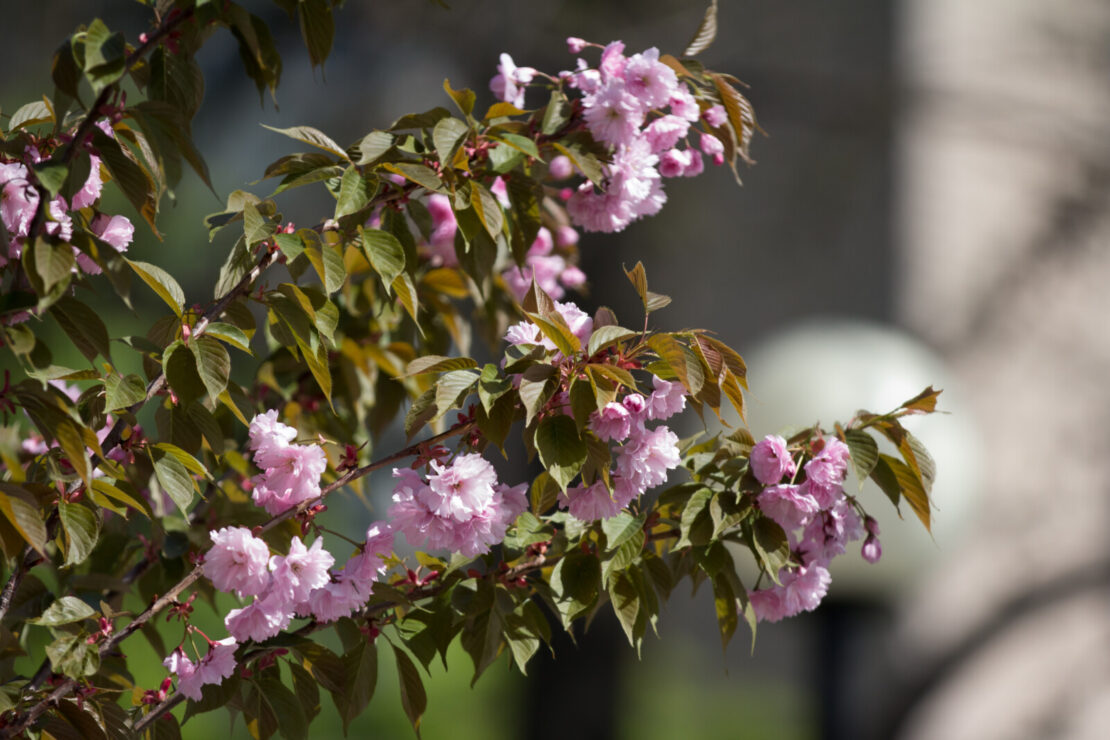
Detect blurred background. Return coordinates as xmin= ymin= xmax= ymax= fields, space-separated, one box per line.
xmin=5 ymin=0 xmax=1110 ymax=738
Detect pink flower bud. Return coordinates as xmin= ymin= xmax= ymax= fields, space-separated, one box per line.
xmin=566 ymin=37 xmax=588 ymax=54
xmin=861 ymin=535 xmax=882 ymax=563
xmin=548 ymin=155 xmax=574 ymax=180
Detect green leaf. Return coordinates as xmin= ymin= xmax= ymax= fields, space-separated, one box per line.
xmin=152 ymin=452 xmax=195 ymax=514
xmin=30 ymin=237 xmax=75 ymax=296
xmin=602 ymin=512 xmax=645 ymax=552
xmin=751 ymin=517 xmax=790 ymax=578
xmin=90 ymin=479 xmax=150 ymax=518
xmin=190 ymin=335 xmax=230 ymax=401
xmin=257 ymin=674 xmax=308 ymax=740
xmin=91 ymin=129 xmax=159 ymax=234
xmin=297 ymin=0 xmax=335 ymax=68
xmin=54 ymin=419 xmax=92 ymax=487
xmin=354 ymin=131 xmax=393 ymax=165
xmin=405 ymin=355 xmax=478 ymax=376
xmin=478 ymin=363 xmax=512 ymax=414
xmin=683 ymin=0 xmax=719 ymax=57
xmin=29 ymin=596 xmax=95 ymax=626
xmin=33 ymin=161 xmax=68 ymax=197
xmin=48 ymin=297 xmax=112 ymax=366
xmin=549 ymin=550 xmax=601 ymax=627
xmin=842 ymin=428 xmax=879 ymax=484
xmin=9 ymin=101 xmax=53 ymax=131
xmin=540 ymin=90 xmax=569 ymax=135
xmin=624 ymin=261 xmax=649 ymax=311
xmin=127 ymin=259 xmax=184 ymax=316
xmin=337 ymin=640 xmax=377 ymax=732
xmin=529 ymin=311 xmax=580 ymax=357
xmin=392 ymin=644 xmax=427 ymax=736
xmin=392 ymin=273 xmax=420 ymax=326
xmin=878 ymin=453 xmax=932 ymax=532
xmin=389 ymin=106 xmax=451 ymax=131
xmin=0 ymin=485 xmax=47 ymax=555
xmin=534 ymin=415 xmax=587 ymax=492
xmin=434 ymin=369 xmax=479 ymax=421
xmin=359 ymin=227 xmax=406 ymax=293
xmin=335 ymin=165 xmax=370 ymax=219
xmin=82 ymin=19 xmax=126 ymax=92
xmin=550 ymin=141 xmax=603 ymax=186
xmin=262 ymin=123 xmax=348 ymax=160
xmin=648 ymin=334 xmax=705 ymax=396
xmin=163 ymin=341 xmax=205 ymax=407
xmin=203 ymin=322 xmax=252 ymax=353
xmin=586 ymin=326 xmax=637 ymax=358
xmin=470 ymin=182 xmax=504 ymax=241
xmin=608 ymin=570 xmax=642 ymax=647
xmin=432 ymin=117 xmax=469 ymax=169
xmin=58 ymin=502 xmax=100 ymax=568
xmin=519 ymin=365 xmax=556 ymax=427
xmin=103 ymin=373 xmax=146 ymax=413
xmin=380 ymin=162 xmax=443 ymax=193
xmin=46 ymin=632 xmax=99 ymax=679
xmin=443 ymin=79 xmax=476 ymax=116
xmin=676 ymin=488 xmax=713 ymax=549
xmin=153 ymin=443 xmax=209 ymax=479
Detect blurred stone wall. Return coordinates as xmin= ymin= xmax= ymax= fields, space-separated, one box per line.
xmin=889 ymin=1 xmax=1110 ymax=738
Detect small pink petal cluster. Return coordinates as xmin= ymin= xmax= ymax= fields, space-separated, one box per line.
xmin=561 ymin=377 xmax=686 ymax=522
xmin=748 ymin=435 xmax=873 ymax=623
xmin=214 ymin=525 xmax=395 ymax=642
xmin=489 ymin=53 xmax=537 ymax=109
xmin=247 ymin=410 xmax=327 ymax=516
xmin=0 ymin=130 xmax=133 ymax=271
xmin=552 ymin=42 xmax=725 ymax=232
xmin=501 ymin=225 xmax=587 ymax=301
xmin=163 ymin=638 xmax=238 ymax=701
xmin=388 ymin=453 xmax=528 ymax=558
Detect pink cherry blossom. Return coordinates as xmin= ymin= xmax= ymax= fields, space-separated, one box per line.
xmin=622 ymin=48 xmax=678 ymax=109
xmin=703 ymin=104 xmax=728 ymax=128
xmin=646 ymin=376 xmax=686 ymax=420
xmin=590 ymin=402 xmax=632 ymax=443
xmin=749 ymin=562 xmax=832 ymax=623
xmin=659 ymin=148 xmax=692 ymax=178
xmin=566 ymin=37 xmax=588 ymax=54
xmin=204 ymin=526 xmax=271 ymax=597
xmin=224 ymin=594 xmax=291 ymax=643
xmin=250 ymin=442 xmax=327 ymax=516
xmin=270 ymin=537 xmax=335 ymax=605
xmin=750 ymin=434 xmax=796 ymax=486
xmin=70 ymin=155 xmax=103 ymax=210
xmin=699 ymin=132 xmax=725 ymax=165
xmin=757 ymin=484 xmax=819 ymax=533
xmin=583 ymin=85 xmax=644 ymax=146
xmin=798 ymin=498 xmax=864 ymax=564
xmin=615 ymin=424 xmax=680 ymax=495
xmin=561 ymin=480 xmax=621 ymax=522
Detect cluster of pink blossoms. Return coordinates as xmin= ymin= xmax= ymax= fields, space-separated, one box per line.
xmin=389 ymin=453 xmax=528 ymax=558
xmin=0 ymin=122 xmax=134 ymax=275
xmin=247 ymin=410 xmax=328 ymax=516
xmin=162 ymin=637 xmax=237 ymax=701
xmin=209 ymin=523 xmax=394 ymax=643
xmin=490 ymin=41 xmax=728 ymax=233
xmin=412 ymin=185 xmax=587 ymax=303
xmin=562 ymin=377 xmax=685 ymax=521
xmin=747 ymin=434 xmax=880 ymax=623
xmin=502 ymin=303 xmax=686 ymax=521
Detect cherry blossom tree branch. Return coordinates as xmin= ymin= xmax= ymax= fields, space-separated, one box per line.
xmin=4 ymin=420 xmax=475 ymax=738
